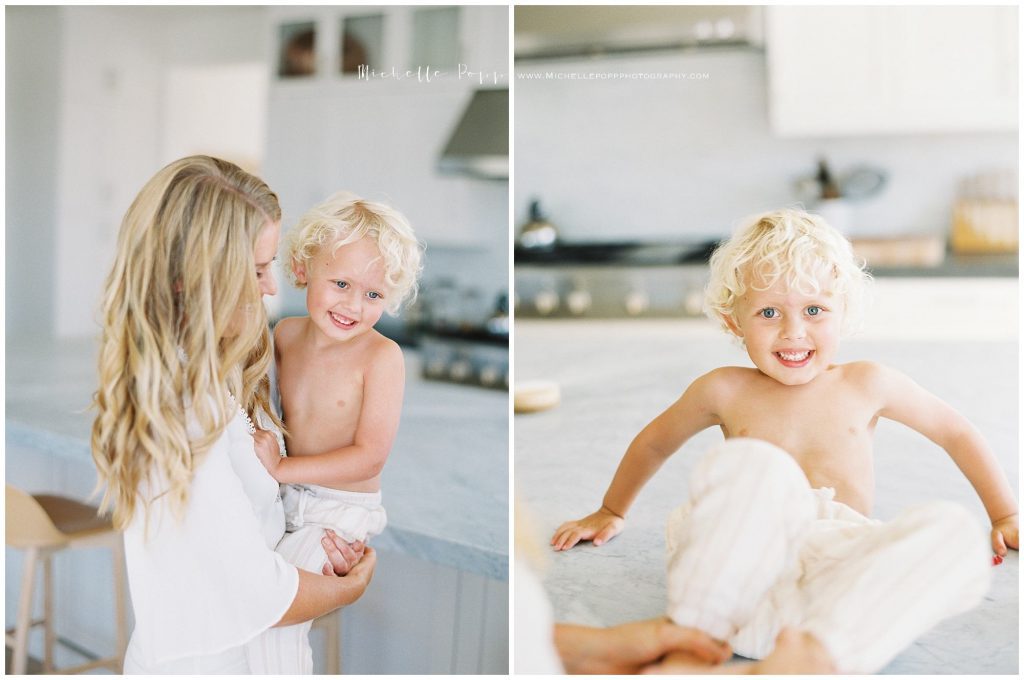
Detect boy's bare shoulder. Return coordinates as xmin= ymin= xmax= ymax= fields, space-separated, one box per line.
xmin=699 ymin=366 xmax=761 ymax=390
xmin=838 ymin=360 xmax=897 ymax=386
xmin=366 ymin=329 xmax=402 ymax=355
xmin=363 ymin=330 xmax=405 ymax=369
xmin=273 ymin=316 xmax=307 ymax=349
xmin=686 ymin=366 xmax=758 ymax=406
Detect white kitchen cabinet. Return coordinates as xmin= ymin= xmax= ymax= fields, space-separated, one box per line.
xmin=54 ymin=7 xmax=166 ymax=338
xmin=766 ymin=6 xmax=1017 ymax=136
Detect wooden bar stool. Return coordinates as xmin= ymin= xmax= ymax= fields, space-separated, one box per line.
xmin=5 ymin=485 xmax=127 ymax=674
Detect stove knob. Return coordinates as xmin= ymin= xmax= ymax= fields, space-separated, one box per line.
xmin=449 ymin=359 xmax=473 ymax=382
xmin=566 ymin=289 xmax=592 ymax=315
xmin=624 ymin=290 xmax=649 ymax=316
xmin=479 ymin=365 xmax=500 ymax=386
xmin=684 ymin=290 xmax=704 ymax=316
xmin=426 ymin=358 xmax=447 ymax=377
xmin=534 ymin=290 xmax=559 ymax=315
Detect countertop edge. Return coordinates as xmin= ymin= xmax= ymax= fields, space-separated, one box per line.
xmin=6 ymin=420 xmax=508 ymax=581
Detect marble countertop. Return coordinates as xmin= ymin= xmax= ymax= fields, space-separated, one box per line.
xmin=6 ymin=336 xmax=508 ymax=580
xmin=515 ymin=319 xmax=1018 ymax=674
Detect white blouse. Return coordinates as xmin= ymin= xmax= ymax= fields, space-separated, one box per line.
xmin=122 ymin=404 xmax=298 ymax=669
xmin=514 ymin=560 xmax=565 ymax=674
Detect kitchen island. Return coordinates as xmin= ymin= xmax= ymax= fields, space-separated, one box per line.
xmin=6 ymin=335 xmax=508 ymax=673
xmin=515 ymin=319 xmax=1017 ymax=675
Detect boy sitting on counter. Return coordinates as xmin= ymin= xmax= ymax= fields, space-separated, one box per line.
xmin=552 ymin=208 xmax=1017 ymax=673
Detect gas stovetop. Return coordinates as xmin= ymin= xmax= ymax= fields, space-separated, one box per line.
xmin=419 ymin=330 xmax=508 ymax=390
xmin=514 ymin=239 xmax=719 ymax=266
xmin=514 ymin=240 xmax=718 ymax=318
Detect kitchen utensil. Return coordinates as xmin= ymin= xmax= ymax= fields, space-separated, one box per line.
xmin=795 ymin=164 xmax=888 ymax=203
xmin=839 ymin=166 xmax=887 ymax=201
xmin=519 ymin=200 xmax=558 ymax=249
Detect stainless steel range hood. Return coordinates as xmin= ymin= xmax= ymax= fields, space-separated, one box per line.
xmin=515 ymin=5 xmax=763 ymax=60
xmin=438 ymin=88 xmax=508 ymax=180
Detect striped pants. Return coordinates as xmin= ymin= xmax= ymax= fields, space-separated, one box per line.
xmin=665 ymin=439 xmax=992 ymax=673
xmin=245 ymin=485 xmax=387 ymax=674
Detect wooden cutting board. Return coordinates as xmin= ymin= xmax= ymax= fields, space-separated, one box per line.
xmin=851 ymin=235 xmax=946 ymax=268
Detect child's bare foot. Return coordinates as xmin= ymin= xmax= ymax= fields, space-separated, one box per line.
xmin=642 ymin=628 xmax=835 ymax=675
xmin=750 ymin=629 xmax=835 ymax=675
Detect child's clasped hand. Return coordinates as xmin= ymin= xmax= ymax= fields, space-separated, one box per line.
xmin=252 ymin=429 xmax=282 ymax=478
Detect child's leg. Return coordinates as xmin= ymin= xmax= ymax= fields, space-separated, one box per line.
xmin=666 ymin=439 xmax=817 ymax=656
xmin=798 ymin=501 xmax=992 ymax=673
xmin=245 ymin=525 xmax=332 ymax=674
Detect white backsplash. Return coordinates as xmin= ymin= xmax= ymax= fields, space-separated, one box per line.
xmin=514 ymin=49 xmax=1016 ymax=241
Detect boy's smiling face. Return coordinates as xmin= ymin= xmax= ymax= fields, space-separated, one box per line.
xmin=294 ymin=236 xmax=389 ymax=344
xmin=725 ymin=272 xmax=844 ymax=386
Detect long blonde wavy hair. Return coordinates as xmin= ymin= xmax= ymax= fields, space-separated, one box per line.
xmin=92 ymin=155 xmax=284 ymax=530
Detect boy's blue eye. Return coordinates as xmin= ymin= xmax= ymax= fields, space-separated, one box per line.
xmin=335 ymin=281 xmax=348 ymax=289
xmin=760 ymin=308 xmax=778 ymax=319
xmin=806 ymin=306 xmax=822 ymax=316
xmin=367 ymin=291 xmax=381 ymax=300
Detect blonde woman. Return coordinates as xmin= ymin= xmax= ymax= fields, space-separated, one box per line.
xmin=92 ymin=156 xmax=374 ymax=673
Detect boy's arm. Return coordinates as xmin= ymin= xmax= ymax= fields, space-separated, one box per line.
xmin=872 ymin=363 xmax=1018 ymax=554
xmin=271 ymin=342 xmax=405 ymax=486
xmin=551 ymin=370 xmax=726 ymax=551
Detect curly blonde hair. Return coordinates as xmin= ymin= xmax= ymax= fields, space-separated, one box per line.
xmin=287 ymin=191 xmax=423 ymax=315
xmin=705 ymin=208 xmax=872 ymax=335
xmin=92 ymin=155 xmax=284 ymax=531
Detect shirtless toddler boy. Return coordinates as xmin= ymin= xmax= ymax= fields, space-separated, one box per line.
xmin=247 ymin=191 xmax=422 ymax=673
xmin=553 ymin=208 xmax=1018 ymax=673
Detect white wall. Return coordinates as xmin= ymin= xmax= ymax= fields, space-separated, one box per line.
xmin=7 ymin=6 xmax=270 ymax=340
xmin=6 ymin=7 xmax=62 ymax=340
xmin=513 ymin=49 xmax=1017 ymax=241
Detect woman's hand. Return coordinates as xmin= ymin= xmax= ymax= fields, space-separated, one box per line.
xmin=338 ymin=546 xmax=376 ymax=601
xmin=554 ymin=617 xmax=730 ymax=674
xmin=320 ymin=528 xmax=366 ymax=576
xmin=252 ymin=429 xmax=282 ymax=478
xmin=274 ymin=546 xmax=378 ymax=627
